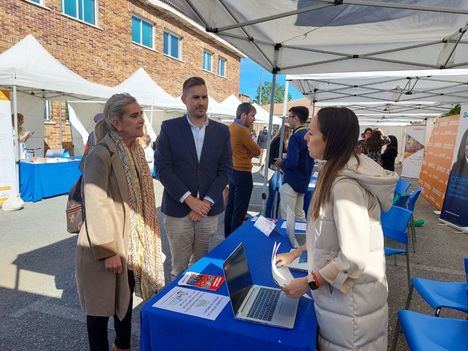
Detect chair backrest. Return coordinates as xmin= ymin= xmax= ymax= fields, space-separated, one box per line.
xmin=393 ymin=194 xmax=409 ymax=208
xmin=464 ymin=257 xmax=468 ymax=281
xmin=395 ymin=179 xmax=411 ymax=196
xmin=381 ymin=206 xmax=413 ymax=245
xmin=407 ymin=188 xmax=422 ymax=212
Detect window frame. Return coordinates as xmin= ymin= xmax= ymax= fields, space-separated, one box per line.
xmin=163 ymin=31 xmax=183 ymax=60
xmin=62 ymin=0 xmax=98 ymax=26
xmin=202 ymin=49 xmax=214 ymax=72
xmin=26 ymin=0 xmax=44 ymax=5
xmin=131 ymin=15 xmax=155 ymax=50
xmin=218 ymin=57 xmax=227 ymax=77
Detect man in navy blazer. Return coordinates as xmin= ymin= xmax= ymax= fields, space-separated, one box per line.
xmin=155 ymin=77 xmax=232 ymax=279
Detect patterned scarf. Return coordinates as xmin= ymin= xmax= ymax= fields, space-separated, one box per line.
xmin=110 ymin=131 xmax=165 ymax=300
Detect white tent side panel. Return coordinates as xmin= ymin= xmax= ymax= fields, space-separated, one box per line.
xmin=15 ymin=92 xmax=46 ymax=157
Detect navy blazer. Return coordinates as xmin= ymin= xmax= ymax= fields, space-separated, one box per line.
xmin=154 ymin=116 xmax=232 ymax=217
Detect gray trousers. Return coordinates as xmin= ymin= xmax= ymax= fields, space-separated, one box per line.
xmin=164 ymin=214 xmax=219 ymax=279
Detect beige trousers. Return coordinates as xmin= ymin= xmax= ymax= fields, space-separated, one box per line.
xmin=280 ymin=183 xmax=306 ymax=222
xmin=164 ymin=214 xmax=219 ymax=279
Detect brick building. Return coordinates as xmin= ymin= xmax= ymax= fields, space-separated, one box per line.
xmin=2 ymin=0 xmax=243 ymax=151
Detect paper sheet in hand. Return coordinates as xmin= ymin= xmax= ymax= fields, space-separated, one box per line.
xmin=280 ymin=222 xmax=306 ymax=231
xmin=285 ymin=249 xmax=308 ymax=272
xmin=153 ymin=286 xmax=229 ymax=320
xmin=254 ymin=215 xmax=276 ymax=236
xmin=271 ymin=242 xmax=294 ymax=287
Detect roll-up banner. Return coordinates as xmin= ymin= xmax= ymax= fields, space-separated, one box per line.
xmin=401 ymin=125 xmax=426 ymax=179
xmin=419 ymin=115 xmax=460 ymax=210
xmin=440 ymin=105 xmax=468 ymax=233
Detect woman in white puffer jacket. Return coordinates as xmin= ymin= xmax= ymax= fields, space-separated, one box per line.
xmin=277 ymin=107 xmax=398 ymax=350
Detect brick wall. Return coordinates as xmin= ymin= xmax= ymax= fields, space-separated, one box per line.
xmin=2 ymin=0 xmax=242 ymax=152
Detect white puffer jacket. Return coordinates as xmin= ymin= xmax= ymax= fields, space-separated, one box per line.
xmin=307 ymin=154 xmax=398 ymax=351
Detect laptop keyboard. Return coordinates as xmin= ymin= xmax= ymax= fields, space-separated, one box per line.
xmin=295 ymin=234 xmax=306 ymax=246
xmin=247 ymin=288 xmax=281 ymax=321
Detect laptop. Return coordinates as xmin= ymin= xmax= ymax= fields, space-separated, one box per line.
xmin=286 ymin=207 xmax=307 ymax=248
xmin=223 ymin=243 xmax=299 ymax=329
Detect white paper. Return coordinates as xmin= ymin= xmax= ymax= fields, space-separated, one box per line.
xmin=254 ymin=215 xmax=276 ymax=237
xmin=153 ymin=286 xmax=229 ymax=320
xmin=281 ymin=222 xmax=306 ymax=231
xmin=271 ymin=242 xmax=294 ymax=287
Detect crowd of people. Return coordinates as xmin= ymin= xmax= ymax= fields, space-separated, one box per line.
xmin=76 ymin=76 xmax=398 ymax=351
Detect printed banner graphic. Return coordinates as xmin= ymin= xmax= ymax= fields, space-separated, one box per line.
xmin=440 ymin=105 xmax=468 ymax=232
xmin=401 ymin=125 xmax=426 ymax=179
xmin=419 ymin=115 xmax=460 ymax=210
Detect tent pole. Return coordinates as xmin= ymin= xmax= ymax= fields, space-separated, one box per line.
xmin=12 ymin=85 xmax=20 ymax=194
xmin=59 ymin=97 xmax=63 ymax=148
xmin=261 ymin=72 xmax=277 ymax=215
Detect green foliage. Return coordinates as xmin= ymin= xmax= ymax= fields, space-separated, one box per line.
xmin=254 ymin=82 xmax=292 ymax=105
xmin=441 ymin=104 xmax=461 ymax=117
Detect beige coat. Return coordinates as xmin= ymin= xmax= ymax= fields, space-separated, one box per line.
xmin=308 ymin=154 xmax=398 ymax=350
xmin=76 ymin=134 xmax=132 ymax=320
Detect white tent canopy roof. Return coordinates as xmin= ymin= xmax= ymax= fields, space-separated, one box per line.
xmin=287 ymin=69 xmax=468 ymax=104
xmin=169 ymin=0 xmax=468 ymax=74
xmin=115 ymin=68 xmax=185 ymax=110
xmin=252 ymin=103 xmax=282 ymax=124
xmin=0 ymin=35 xmax=114 ymax=99
xmin=219 ymin=95 xmax=283 ymax=124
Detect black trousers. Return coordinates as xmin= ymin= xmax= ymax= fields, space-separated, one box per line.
xmin=86 ymin=270 xmax=135 ymax=351
xmin=224 ymin=170 xmax=253 ymax=237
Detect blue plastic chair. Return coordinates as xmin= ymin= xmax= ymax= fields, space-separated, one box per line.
xmin=406 ymin=188 xmax=422 ymax=253
xmin=395 ymin=178 xmax=411 ymax=197
xmin=381 ymin=206 xmax=413 ymax=287
xmin=395 ymin=310 xmax=468 ymax=351
xmin=391 ymin=258 xmax=468 ymax=350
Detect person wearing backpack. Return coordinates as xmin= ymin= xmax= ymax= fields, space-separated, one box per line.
xmin=75 ymin=93 xmax=165 ymax=351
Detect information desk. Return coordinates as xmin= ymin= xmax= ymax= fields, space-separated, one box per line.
xmin=140 ymin=220 xmax=317 ymax=351
xmin=19 ymin=159 xmax=81 ymax=202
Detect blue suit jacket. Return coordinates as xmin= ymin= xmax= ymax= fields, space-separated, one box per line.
xmin=155 ymin=116 xmax=232 ymax=217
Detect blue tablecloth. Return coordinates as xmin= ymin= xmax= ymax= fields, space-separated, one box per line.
xmin=19 ymin=159 xmax=82 ymax=202
xmin=140 ymin=220 xmax=317 ymax=351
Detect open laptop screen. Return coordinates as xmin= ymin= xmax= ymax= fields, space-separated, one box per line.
xmin=223 ymin=243 xmax=253 ymax=315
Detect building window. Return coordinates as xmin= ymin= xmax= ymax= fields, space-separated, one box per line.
xmin=132 ymin=16 xmax=154 ymax=49
xmin=202 ymin=50 xmax=213 ymax=72
xmin=27 ymin=0 xmax=43 ymax=5
xmin=63 ymin=0 xmax=97 ymax=25
xmin=218 ymin=57 xmax=227 ymax=77
xmin=163 ymin=32 xmax=182 ymax=59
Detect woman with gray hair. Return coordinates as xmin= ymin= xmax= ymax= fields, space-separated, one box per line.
xmin=76 ymin=93 xmax=165 ymax=351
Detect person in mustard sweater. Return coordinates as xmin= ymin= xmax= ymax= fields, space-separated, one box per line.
xmin=225 ymin=102 xmax=261 ymax=236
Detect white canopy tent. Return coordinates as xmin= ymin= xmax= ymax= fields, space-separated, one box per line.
xmin=161 ymin=0 xmax=468 ymax=213
xmin=0 ymin=35 xmax=116 ymax=204
xmin=0 ymin=34 xmax=115 ymax=156
xmin=288 ymin=69 xmax=468 ymax=104
xmin=252 ymin=102 xmax=282 ymax=125
xmin=219 ymin=94 xmax=283 ymax=124
xmin=114 ymin=68 xmax=185 ymax=110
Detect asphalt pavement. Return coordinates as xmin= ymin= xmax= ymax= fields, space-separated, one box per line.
xmin=0 ymin=162 xmax=466 ymax=350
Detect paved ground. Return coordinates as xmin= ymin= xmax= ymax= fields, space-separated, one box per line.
xmin=0 ymin=162 xmax=466 ymax=350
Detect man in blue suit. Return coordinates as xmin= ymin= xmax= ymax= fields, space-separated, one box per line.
xmin=154 ymin=77 xmax=232 ymax=280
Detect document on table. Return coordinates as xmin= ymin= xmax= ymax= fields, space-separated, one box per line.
xmin=254 ymin=215 xmax=277 ymax=236
xmin=271 ymin=242 xmax=294 ymax=288
xmin=153 ymin=286 xmax=229 ymax=320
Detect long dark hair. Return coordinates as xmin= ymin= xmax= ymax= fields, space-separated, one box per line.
xmin=366 ymin=129 xmax=385 ymax=152
xmin=311 ymin=107 xmax=360 ymax=219
xmin=388 ymin=135 xmax=398 ymax=149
